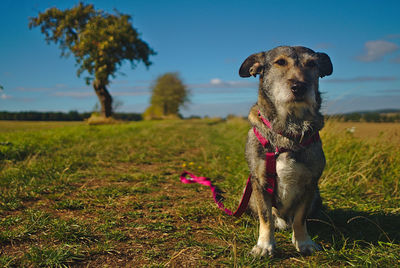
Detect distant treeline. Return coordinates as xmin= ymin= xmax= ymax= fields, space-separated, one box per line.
xmin=327 ymin=112 xmax=400 ymax=123
xmin=1 ymin=110 xmax=400 ymax=122
xmin=0 ymin=111 xmax=142 ymax=121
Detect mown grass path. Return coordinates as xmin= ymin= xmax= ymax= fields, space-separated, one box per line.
xmin=0 ymin=119 xmax=399 ymax=267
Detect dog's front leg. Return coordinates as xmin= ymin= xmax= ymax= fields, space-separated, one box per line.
xmin=251 ymin=178 xmax=276 ymax=257
xmin=291 ymin=194 xmax=321 ymax=255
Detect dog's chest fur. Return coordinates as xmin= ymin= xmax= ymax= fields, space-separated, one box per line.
xmin=275 ymin=143 xmax=325 ymax=209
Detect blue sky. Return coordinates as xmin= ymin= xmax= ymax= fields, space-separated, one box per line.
xmin=1 ymin=0 xmax=400 ymax=117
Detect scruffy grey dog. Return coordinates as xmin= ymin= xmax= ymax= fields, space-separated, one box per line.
xmin=239 ymin=46 xmax=332 ymax=256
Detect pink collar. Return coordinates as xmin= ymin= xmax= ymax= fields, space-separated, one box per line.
xmin=258 ymin=111 xmax=272 ymax=129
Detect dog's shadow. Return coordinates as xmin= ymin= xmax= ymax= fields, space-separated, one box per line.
xmin=268 ymin=208 xmax=400 ymax=260
xmin=309 ymin=208 xmax=400 ymax=246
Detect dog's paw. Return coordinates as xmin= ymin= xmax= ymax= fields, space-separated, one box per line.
xmin=292 ymin=236 xmax=321 ymax=255
xmin=274 ymin=216 xmax=288 ymax=230
xmin=250 ymin=241 xmax=276 ymax=257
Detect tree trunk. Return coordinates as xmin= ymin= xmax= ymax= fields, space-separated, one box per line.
xmin=163 ymin=102 xmax=167 ymax=116
xmin=93 ymin=80 xmax=113 ymax=117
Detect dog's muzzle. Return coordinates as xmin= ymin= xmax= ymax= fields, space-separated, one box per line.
xmin=290 ymin=81 xmax=307 ymax=97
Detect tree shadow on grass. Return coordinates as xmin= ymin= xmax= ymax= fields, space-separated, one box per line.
xmin=308 ymin=208 xmax=400 ymax=247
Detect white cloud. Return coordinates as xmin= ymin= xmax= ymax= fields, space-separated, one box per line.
xmin=16 ymin=86 xmax=53 ymax=92
xmin=16 ymin=84 xmax=91 ymax=92
xmin=357 ymin=40 xmax=399 ymax=62
xmin=55 ymin=84 xmax=68 ymax=88
xmin=324 ymin=76 xmax=398 ymax=83
xmin=53 ymin=92 xmax=94 ymax=98
xmin=325 ymin=95 xmax=400 ymax=114
xmin=191 ymin=78 xmax=257 ymax=89
xmin=210 ymin=78 xmax=223 ymax=85
xmin=113 ymin=91 xmax=150 ymax=96
xmin=1 ymin=93 xmax=12 ymax=100
xmin=110 ymin=85 xmax=149 ymax=91
xmin=52 ymin=90 xmax=150 ymax=98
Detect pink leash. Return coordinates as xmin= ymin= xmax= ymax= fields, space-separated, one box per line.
xmin=180 ymin=171 xmax=253 ymax=217
xmin=179 ymin=126 xmax=278 ymax=217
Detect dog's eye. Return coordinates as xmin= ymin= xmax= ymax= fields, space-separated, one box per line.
xmin=305 ymin=60 xmax=316 ymax=68
xmin=275 ymin=59 xmax=287 ymax=66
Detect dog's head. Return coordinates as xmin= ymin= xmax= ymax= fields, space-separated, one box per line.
xmin=239 ymin=46 xmax=332 ymax=117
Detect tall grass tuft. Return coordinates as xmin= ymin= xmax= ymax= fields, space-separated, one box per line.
xmin=321 ymin=120 xmax=400 ymax=210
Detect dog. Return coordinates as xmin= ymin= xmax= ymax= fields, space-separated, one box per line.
xmin=239 ymin=46 xmax=332 ymax=256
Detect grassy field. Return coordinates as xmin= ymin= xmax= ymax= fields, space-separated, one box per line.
xmin=325 ymin=121 xmax=400 ymax=143
xmin=0 ymin=119 xmax=399 ymax=267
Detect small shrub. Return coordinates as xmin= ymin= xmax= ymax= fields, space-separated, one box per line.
xmin=86 ymin=113 xmax=121 ymax=125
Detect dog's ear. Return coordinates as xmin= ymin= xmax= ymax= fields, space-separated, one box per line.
xmin=317 ymin=52 xmax=333 ymax=78
xmin=239 ymin=52 xmax=265 ymax=77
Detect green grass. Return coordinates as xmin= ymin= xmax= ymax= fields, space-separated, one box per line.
xmin=0 ymin=118 xmax=399 ymax=267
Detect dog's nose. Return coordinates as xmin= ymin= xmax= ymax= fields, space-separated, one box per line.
xmin=291 ymin=81 xmax=307 ymax=96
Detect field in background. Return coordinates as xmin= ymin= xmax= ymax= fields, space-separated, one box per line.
xmin=0 ymin=121 xmax=84 ymax=132
xmin=325 ymin=121 xmax=400 ymax=143
xmin=0 ymin=119 xmax=399 ymax=267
